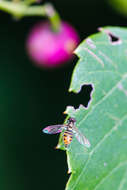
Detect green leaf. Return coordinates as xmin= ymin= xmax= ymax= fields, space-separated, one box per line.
xmin=58 ymin=27 xmax=127 ymax=190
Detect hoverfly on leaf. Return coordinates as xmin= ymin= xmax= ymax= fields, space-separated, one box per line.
xmin=43 ymin=117 xmax=91 ymax=149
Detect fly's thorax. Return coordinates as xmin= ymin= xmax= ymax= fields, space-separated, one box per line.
xmin=67 ymin=122 xmax=74 ymax=130
xmin=67 ymin=117 xmax=76 ymax=127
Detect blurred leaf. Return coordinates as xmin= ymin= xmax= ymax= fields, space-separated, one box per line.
xmin=59 ymin=27 xmax=127 ymax=190
xmin=108 ymin=0 xmax=127 ymax=17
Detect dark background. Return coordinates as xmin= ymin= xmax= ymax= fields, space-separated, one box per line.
xmin=0 ymin=0 xmax=126 ymax=189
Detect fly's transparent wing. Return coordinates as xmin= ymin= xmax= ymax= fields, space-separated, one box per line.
xmin=73 ymin=125 xmax=91 ymax=148
xmin=43 ymin=125 xmax=66 ymax=134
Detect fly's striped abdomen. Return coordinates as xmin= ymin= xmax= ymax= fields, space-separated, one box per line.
xmin=63 ymin=129 xmax=73 ymax=148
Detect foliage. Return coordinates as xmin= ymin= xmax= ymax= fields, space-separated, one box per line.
xmin=108 ymin=0 xmax=127 ymax=17
xmin=58 ymin=27 xmax=127 ymax=190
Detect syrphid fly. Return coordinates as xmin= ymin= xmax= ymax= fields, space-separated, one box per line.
xmin=43 ymin=117 xmax=91 ymax=149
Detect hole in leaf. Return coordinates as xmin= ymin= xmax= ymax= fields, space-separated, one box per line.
xmin=98 ymin=28 xmax=121 ymax=45
xmin=108 ymin=32 xmax=119 ymax=43
xmin=67 ymin=85 xmax=93 ymax=109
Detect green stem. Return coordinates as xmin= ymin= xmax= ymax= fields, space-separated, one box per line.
xmin=0 ymin=1 xmax=25 ymax=18
xmin=0 ymin=1 xmax=61 ymax=31
xmin=23 ymin=0 xmax=37 ymax=6
xmin=44 ymin=3 xmax=61 ymax=32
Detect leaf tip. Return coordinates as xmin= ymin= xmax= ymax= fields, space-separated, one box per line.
xmin=64 ymin=106 xmax=76 ymax=116
xmin=66 ymin=151 xmax=72 ymax=174
xmin=68 ymin=87 xmax=74 ymax=93
xmin=54 ymin=145 xmax=59 ymax=149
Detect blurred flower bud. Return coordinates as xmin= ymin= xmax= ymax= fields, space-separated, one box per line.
xmin=26 ymin=21 xmax=80 ymax=68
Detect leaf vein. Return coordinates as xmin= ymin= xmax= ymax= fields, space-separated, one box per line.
xmin=78 ymin=75 xmax=127 ymax=128
xmin=118 ymin=168 xmax=127 ymax=190
xmin=71 ymin=112 xmax=127 ymax=189
xmin=94 ymin=161 xmax=127 ymax=190
xmin=84 ymin=47 xmax=104 ymax=67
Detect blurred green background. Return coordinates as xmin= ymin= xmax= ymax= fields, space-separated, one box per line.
xmin=0 ymin=0 xmax=126 ymax=189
